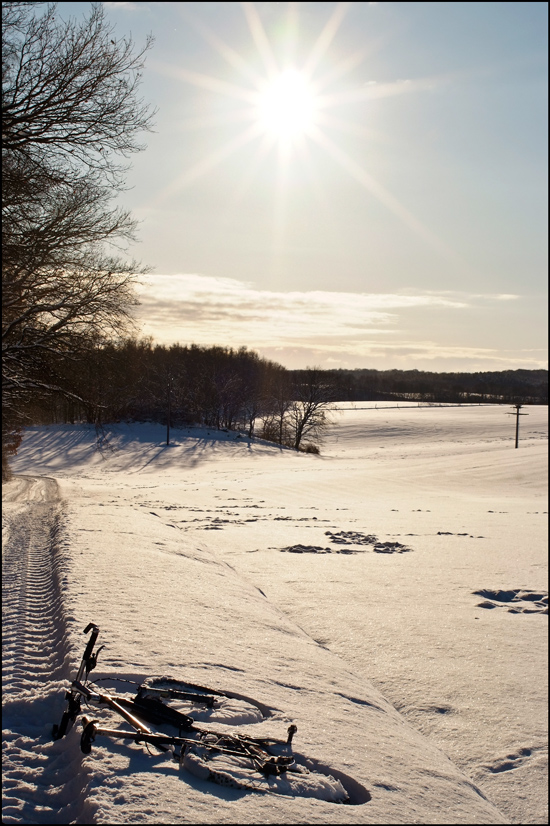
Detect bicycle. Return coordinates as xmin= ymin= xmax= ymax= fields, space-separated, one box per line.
xmin=52 ymin=623 xmax=354 ymax=802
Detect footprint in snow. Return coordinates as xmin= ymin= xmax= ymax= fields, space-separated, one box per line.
xmin=478 ymin=746 xmax=540 ymax=776
xmin=372 ymin=541 xmax=412 ymax=554
xmin=473 ymin=588 xmax=548 ymax=614
xmin=325 ymin=530 xmax=378 ymax=546
xmin=280 ymin=545 xmax=332 ymax=554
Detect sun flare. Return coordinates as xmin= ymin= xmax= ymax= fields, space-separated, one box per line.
xmin=156 ymin=2 xmax=453 ymax=264
xmin=257 ymin=70 xmax=317 ymax=138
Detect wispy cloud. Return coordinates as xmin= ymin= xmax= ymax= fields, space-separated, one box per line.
xmin=258 ymin=342 xmax=546 ymax=372
xmin=103 ymin=2 xmax=140 ymax=10
xmin=130 ymin=274 xmax=538 ymax=370
xmin=134 ymin=274 xmax=466 ymax=339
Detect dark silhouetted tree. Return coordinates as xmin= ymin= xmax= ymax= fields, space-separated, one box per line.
xmin=288 ymin=367 xmax=336 ymax=451
xmin=2 ymin=2 xmax=154 ymax=476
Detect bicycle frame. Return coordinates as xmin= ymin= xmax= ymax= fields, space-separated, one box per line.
xmin=52 ymin=623 xmax=298 ymax=776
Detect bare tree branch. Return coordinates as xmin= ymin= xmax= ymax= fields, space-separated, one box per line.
xmin=2 ymin=1 xmax=155 ymax=461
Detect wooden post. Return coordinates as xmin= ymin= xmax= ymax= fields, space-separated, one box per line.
xmin=166 ymin=375 xmax=172 ymax=446
xmin=507 ymin=404 xmax=528 ymax=448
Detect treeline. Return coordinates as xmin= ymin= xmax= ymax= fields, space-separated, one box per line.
xmin=30 ymin=338 xmax=547 ymax=434
xmin=325 ymin=368 xmax=548 ymax=405
xmin=35 ymin=339 xmax=335 ymax=452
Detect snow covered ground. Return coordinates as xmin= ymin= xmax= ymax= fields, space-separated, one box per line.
xmin=2 ymin=403 xmax=547 ymax=824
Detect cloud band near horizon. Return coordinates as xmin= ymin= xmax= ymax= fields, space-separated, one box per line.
xmin=132 ymin=273 xmax=543 ymax=371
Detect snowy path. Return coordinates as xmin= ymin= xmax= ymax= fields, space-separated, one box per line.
xmin=3 ymin=477 xmax=67 ymax=683
xmin=2 ymin=478 xmax=96 ymax=823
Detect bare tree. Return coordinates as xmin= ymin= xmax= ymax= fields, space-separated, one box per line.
xmin=2 ymin=253 xmax=139 ymax=396
xmin=2 ymin=2 xmax=155 ymax=473
xmin=2 ymin=3 xmax=154 ymax=185
xmin=287 ymin=367 xmax=336 ymax=451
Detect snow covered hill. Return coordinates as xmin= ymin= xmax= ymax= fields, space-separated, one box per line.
xmin=3 ymin=404 xmax=547 ymax=824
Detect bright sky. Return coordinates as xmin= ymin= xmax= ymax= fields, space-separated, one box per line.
xmin=58 ymin=2 xmax=547 ymax=371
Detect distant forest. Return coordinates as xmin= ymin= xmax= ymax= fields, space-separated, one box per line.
xmin=325 ymin=367 xmax=548 ymax=405
xmin=28 ymin=339 xmax=548 ymax=429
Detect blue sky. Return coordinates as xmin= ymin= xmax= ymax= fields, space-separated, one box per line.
xmin=58 ymin=2 xmax=547 ymax=371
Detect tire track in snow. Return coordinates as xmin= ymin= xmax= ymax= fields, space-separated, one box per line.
xmin=2 ymin=477 xmax=94 ymax=825
xmin=3 ymin=479 xmax=68 ymax=682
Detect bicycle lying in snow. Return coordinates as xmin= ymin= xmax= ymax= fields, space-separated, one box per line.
xmin=52 ymin=624 xmax=366 ymax=803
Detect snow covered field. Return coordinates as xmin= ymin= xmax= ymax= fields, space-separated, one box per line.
xmin=2 ymin=403 xmax=547 ymax=824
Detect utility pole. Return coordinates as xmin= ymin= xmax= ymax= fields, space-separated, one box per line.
xmin=166 ymin=374 xmax=172 ymax=446
xmin=507 ymin=403 xmax=528 ymax=448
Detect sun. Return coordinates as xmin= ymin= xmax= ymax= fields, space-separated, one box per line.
xmin=256 ymin=70 xmax=317 ymax=139
xmin=158 ymin=2 xmax=450 ymax=261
